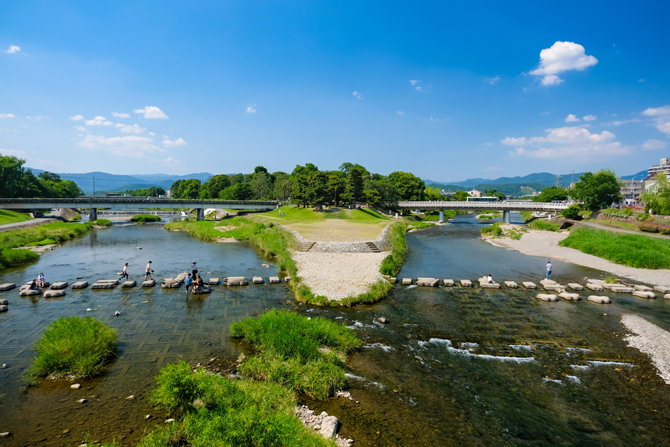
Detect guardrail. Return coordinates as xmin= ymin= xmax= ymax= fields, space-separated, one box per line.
xmin=397 ymin=200 xmax=571 ymax=210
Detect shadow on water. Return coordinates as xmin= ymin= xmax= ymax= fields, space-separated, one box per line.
xmin=1 ymin=218 xmax=670 ymax=446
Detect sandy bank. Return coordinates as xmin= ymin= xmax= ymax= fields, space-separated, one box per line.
xmin=622 ymin=314 xmax=670 ymax=385
xmin=293 ymin=251 xmax=389 ymax=300
xmin=486 ymin=228 xmax=670 ymax=287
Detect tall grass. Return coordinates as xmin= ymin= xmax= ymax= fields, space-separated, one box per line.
xmin=380 ymin=221 xmax=408 ymax=276
xmin=30 ymin=316 xmax=118 ymax=378
xmin=1 ymin=248 xmax=39 ymax=267
xmin=528 ymin=220 xmax=560 ymax=232
xmin=0 ymin=209 xmax=32 ymax=225
xmin=481 ymin=224 xmax=502 ymax=236
xmin=140 ymin=361 xmax=335 ymax=447
xmin=130 ymin=214 xmax=162 ymax=223
xmin=231 ymin=310 xmax=359 ymax=399
xmin=91 ymin=219 xmax=112 ymax=227
xmin=559 ymin=228 xmax=670 ymax=269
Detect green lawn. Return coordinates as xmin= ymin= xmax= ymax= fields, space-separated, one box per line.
xmin=0 ymin=209 xmax=32 ymax=226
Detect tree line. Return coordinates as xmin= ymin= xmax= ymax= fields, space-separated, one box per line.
xmin=0 ymin=154 xmax=83 ymax=198
xmin=169 ymin=163 xmax=426 ymax=209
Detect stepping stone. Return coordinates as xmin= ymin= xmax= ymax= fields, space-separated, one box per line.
xmin=417 ymin=278 xmax=439 ymax=287
xmin=0 ymin=283 xmax=16 ymax=292
xmin=603 ymin=283 xmax=619 ymax=290
xmin=588 ymin=295 xmax=611 ymax=304
xmin=0 ymin=299 xmax=7 ymax=305
xmin=97 ymin=279 xmax=119 ymax=285
xmin=44 ymin=290 xmax=66 ymax=298
xmin=653 ymin=286 xmax=670 ymax=294
xmin=161 ymin=280 xmax=181 ymax=289
xmin=543 ymin=283 xmax=565 ymax=292
xmin=401 ymin=278 xmax=412 ymax=285
xmin=25 ymin=281 xmax=50 ymax=288
xmin=284 ymin=277 xmax=291 ymax=283
xmin=633 ymin=285 xmax=652 ymax=292
xmin=252 ymin=277 xmax=264 ymax=284
xmin=478 ymin=278 xmax=500 ymax=289
xmin=611 ymin=286 xmax=633 ymax=293
xmin=142 ymin=280 xmax=156 ymax=287
xmin=443 ymin=279 xmax=454 ymax=287
xmin=92 ymin=282 xmax=115 ymax=289
xmin=193 ymin=285 xmax=212 ymax=294
xmin=269 ymin=277 xmax=282 ymax=284
xmin=536 ymin=294 xmax=558 ymax=302
xmin=559 ymin=292 xmax=581 ymax=301
xmin=20 ymin=289 xmax=41 ymax=296
xmin=586 ymin=283 xmax=603 ymax=292
xmin=72 ymin=281 xmax=89 ymax=289
xmin=504 ymin=281 xmax=518 ymax=288
xmin=0 ymin=305 xmax=7 ymax=312
xmin=388 ymin=277 xmax=397 ymax=284
xmin=122 ymin=281 xmax=137 ymax=288
xmin=567 ymin=283 xmax=584 ymax=291
xmin=632 ymin=291 xmax=656 ymax=299
xmin=460 ymin=280 xmax=472 ymax=288
xmin=50 ymin=282 xmax=68 ymax=290
xmin=225 ymin=277 xmax=248 ymax=286
xmin=665 ymin=294 xmax=670 ymax=299
xmin=523 ymin=282 xmax=537 ymax=289
xmin=208 ymin=278 xmax=220 ymax=285
xmin=540 ymin=279 xmax=557 ymax=286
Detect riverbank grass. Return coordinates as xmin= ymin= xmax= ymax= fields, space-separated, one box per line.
xmin=559 ymin=228 xmax=670 ymax=269
xmin=130 ymin=214 xmax=162 ymax=224
xmin=91 ymin=219 xmax=112 ymax=227
xmin=231 ymin=310 xmax=360 ymax=399
xmin=138 ymin=361 xmax=334 ymax=447
xmin=0 ymin=209 xmax=32 ymax=225
xmin=30 ymin=316 xmax=118 ymax=378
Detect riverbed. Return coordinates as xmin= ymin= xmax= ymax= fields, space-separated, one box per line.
xmin=1 ymin=216 xmax=670 ymax=446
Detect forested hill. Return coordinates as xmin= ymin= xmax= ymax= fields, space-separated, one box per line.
xmin=425 ymin=172 xmax=586 ymax=189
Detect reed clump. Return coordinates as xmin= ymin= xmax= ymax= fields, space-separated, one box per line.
xmin=130 ymin=214 xmax=162 ymax=224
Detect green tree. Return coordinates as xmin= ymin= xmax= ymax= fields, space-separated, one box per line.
xmin=327 ymin=172 xmax=346 ymax=206
xmin=453 ymin=190 xmax=470 ymax=201
xmin=533 ymin=186 xmax=568 ymax=203
xmin=200 ymin=175 xmax=230 ymax=199
xmin=388 ymin=171 xmax=425 ymax=201
xmin=249 ymin=172 xmax=272 ymax=199
xmin=272 ymin=172 xmax=292 ymax=201
xmin=571 ymin=170 xmax=623 ymax=211
xmin=306 ymin=171 xmax=329 ymax=208
xmin=483 ymin=189 xmax=505 ymax=201
xmin=219 ymin=183 xmax=253 ymax=200
xmin=38 ymin=171 xmax=61 ymax=183
xmin=641 ymin=173 xmax=670 ymax=215
xmin=253 ymin=166 xmax=268 ymax=175
xmin=364 ymin=177 xmax=398 ymax=209
xmin=344 ymin=167 xmax=365 ymax=205
xmin=0 ymin=154 xmax=27 ymax=198
xmin=172 ymin=179 xmax=201 ymax=199
xmin=561 ymin=204 xmax=582 ymax=220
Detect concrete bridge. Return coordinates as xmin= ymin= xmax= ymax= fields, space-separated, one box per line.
xmin=0 ymin=198 xmax=277 ymax=220
xmin=397 ymin=201 xmax=571 ymax=223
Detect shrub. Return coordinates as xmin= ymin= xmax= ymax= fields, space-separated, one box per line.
xmin=520 ymin=211 xmax=534 ymax=222
xmin=638 ymin=220 xmax=670 ymax=234
xmin=146 ymin=361 xmax=334 ymax=447
xmin=130 ymin=214 xmax=162 ymax=224
xmin=528 ymin=220 xmax=560 ymax=232
xmin=230 ymin=310 xmax=359 ymax=399
xmin=1 ymin=248 xmax=39 ymax=267
xmin=30 ymin=316 xmax=118 ymax=378
xmin=561 ymin=205 xmax=582 ymax=220
xmin=481 ymin=224 xmax=502 ymax=236
xmin=604 ymin=275 xmax=618 ymax=284
xmin=635 ymin=212 xmax=650 ymax=221
xmin=380 ymin=222 xmax=408 ymax=276
xmin=91 ymin=219 xmax=112 ymax=227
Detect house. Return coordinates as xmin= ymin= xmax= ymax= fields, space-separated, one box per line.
xmin=468 ymin=189 xmax=481 ymax=198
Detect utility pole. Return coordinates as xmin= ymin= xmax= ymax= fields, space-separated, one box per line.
xmin=556 ymin=174 xmax=561 ymax=188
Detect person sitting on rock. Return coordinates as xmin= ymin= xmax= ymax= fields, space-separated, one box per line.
xmin=30 ymin=278 xmax=39 ymax=290
xmin=196 ymin=275 xmax=204 ymax=292
xmin=487 ymin=274 xmax=493 ymax=284
xmin=37 ymin=273 xmax=46 ymax=288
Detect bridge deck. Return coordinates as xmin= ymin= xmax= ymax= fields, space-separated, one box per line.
xmin=397 ymin=201 xmax=570 ymax=212
xmin=0 ymin=198 xmax=277 ymax=211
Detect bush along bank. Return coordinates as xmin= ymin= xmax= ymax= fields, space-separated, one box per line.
xmin=0 ymin=221 xmax=93 ymax=271
xmin=30 ymin=316 xmax=118 ymax=379
xmin=130 ymin=214 xmax=162 ymax=224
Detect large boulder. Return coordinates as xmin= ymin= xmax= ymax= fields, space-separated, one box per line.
xmin=0 ymin=305 xmax=7 ymax=312
xmin=319 ymin=415 xmax=339 ymax=439
xmin=443 ymin=279 xmax=454 ymax=287
xmin=0 ymin=283 xmax=16 ymax=292
xmin=72 ymin=281 xmax=89 ymax=289
xmin=44 ymin=290 xmax=66 ymax=298
xmin=193 ymin=285 xmax=212 ymax=295
xmin=586 ymin=283 xmax=603 ymax=292
xmin=460 ymin=280 xmax=472 ymax=288
xmin=252 ymin=277 xmax=264 ymax=284
xmin=417 ymin=278 xmax=439 ymax=287
xmin=50 ymin=282 xmax=68 ymax=290
xmin=161 ymin=280 xmax=182 ymax=289
xmin=0 ymin=299 xmax=7 ymax=305
xmin=225 ymin=277 xmax=248 ymax=286
xmin=269 ymin=277 xmax=282 ymax=284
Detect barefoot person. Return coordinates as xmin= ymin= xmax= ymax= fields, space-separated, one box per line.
xmin=487 ymin=273 xmax=493 ymax=284
xmin=144 ymin=261 xmax=154 ymax=281
xmin=184 ymin=273 xmax=193 ymax=296
xmin=121 ymin=263 xmax=129 ymax=281
xmin=546 ymin=260 xmax=552 ymax=280
xmin=37 ymin=272 xmax=46 ymax=288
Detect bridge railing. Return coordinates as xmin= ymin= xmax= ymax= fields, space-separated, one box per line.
xmin=0 ymin=198 xmax=278 ymax=206
xmin=396 ymin=200 xmax=570 ymax=209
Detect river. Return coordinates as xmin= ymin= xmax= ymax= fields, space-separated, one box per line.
xmin=1 ymin=215 xmax=670 ymax=446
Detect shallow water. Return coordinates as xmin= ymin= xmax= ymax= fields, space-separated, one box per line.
xmin=1 ymin=216 xmax=670 ymax=446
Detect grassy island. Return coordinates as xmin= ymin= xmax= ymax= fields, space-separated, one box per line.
xmin=91 ymin=219 xmax=112 ymax=227
xmin=130 ymin=214 xmax=162 ymax=224
xmin=30 ymin=316 xmax=118 ymax=378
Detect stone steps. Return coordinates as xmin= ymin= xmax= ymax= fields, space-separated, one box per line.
xmin=301 ymin=242 xmax=316 ymax=252
xmin=365 ymin=241 xmax=381 ymax=253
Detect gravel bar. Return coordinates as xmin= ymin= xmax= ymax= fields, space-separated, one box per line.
xmin=621 ymin=314 xmax=670 ymax=385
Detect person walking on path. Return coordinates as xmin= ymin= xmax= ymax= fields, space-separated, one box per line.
xmin=190 ymin=261 xmax=198 ymax=276
xmin=121 ymin=263 xmax=129 ymax=281
xmin=546 ymin=260 xmax=553 ymax=279
xmin=184 ymin=273 xmax=193 ymax=296
xmin=144 ymin=261 xmax=154 ymax=281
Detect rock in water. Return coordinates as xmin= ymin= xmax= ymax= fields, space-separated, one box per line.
xmin=319 ymin=415 xmax=339 ymax=438
xmin=375 ymin=317 xmax=388 ymax=324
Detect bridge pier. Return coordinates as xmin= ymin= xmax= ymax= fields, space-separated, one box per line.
xmin=89 ymin=208 xmax=98 ymax=221
xmin=196 ymin=208 xmax=204 ymax=221
xmin=438 ymin=209 xmax=445 ymax=223
xmin=503 ymin=210 xmax=510 ymax=224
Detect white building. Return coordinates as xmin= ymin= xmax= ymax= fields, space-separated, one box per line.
xmin=468 ymin=189 xmax=481 ymax=198
xmin=648 ymin=158 xmax=670 ymax=177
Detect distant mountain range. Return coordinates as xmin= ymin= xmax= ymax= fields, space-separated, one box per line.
xmin=28 ymin=168 xmax=214 ymax=194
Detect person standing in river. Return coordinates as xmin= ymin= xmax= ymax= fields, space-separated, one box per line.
xmin=121 ymin=263 xmax=129 ymax=281
xmin=190 ymin=261 xmax=198 ymax=276
xmin=546 ymin=260 xmax=552 ymax=279
xmin=184 ymin=273 xmax=193 ymax=297
xmin=145 ymin=261 xmax=154 ymax=281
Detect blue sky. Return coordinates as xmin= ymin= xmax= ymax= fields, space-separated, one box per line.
xmin=1 ymin=1 xmax=669 ymax=181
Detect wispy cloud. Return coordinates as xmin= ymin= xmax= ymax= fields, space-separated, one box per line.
xmin=603 ymin=118 xmax=641 ymax=126
xmin=162 ymin=157 xmax=182 ymax=166
xmin=134 ymin=106 xmax=169 ymax=119
xmin=115 ymin=123 xmax=145 ymax=134
xmin=642 ymin=139 xmax=666 ymax=150
xmin=0 ymin=113 xmax=15 ymax=119
xmin=162 ymin=137 xmax=187 ymax=148
xmin=583 ymin=115 xmax=597 ymax=121
xmin=530 ymin=41 xmax=598 ymax=86
xmin=6 ymin=45 xmax=21 ymax=54
xmin=77 ymin=135 xmax=164 ymax=157
xmin=565 ymin=114 xmax=580 ymax=123
xmin=638 ymin=78 xmax=645 ymax=83
xmin=484 ymin=76 xmax=500 ymax=85
xmin=397 ymin=110 xmax=404 ymax=116
xmin=642 ymin=105 xmax=670 ymax=135
xmin=246 ymin=105 xmax=257 ymax=113
xmin=0 ymin=148 xmax=26 ymax=157
xmin=352 ymin=92 xmax=362 ymax=100
xmin=70 ymin=115 xmax=84 ymax=121
xmin=112 ymin=112 xmax=130 ymax=118
xmin=74 ymin=125 xmax=87 ymax=132
xmin=85 ymin=116 xmax=114 ymax=126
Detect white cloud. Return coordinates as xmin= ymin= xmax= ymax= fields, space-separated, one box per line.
xmin=162 ymin=137 xmax=187 ymax=147
xmin=115 ymin=123 xmax=145 ymax=134
xmin=0 ymin=148 xmax=26 ymax=157
xmin=409 ymin=80 xmax=420 ymax=85
xmin=397 ymin=110 xmax=404 ymax=116
xmin=149 ymin=132 xmax=156 ymax=136
xmin=603 ymin=118 xmax=641 ymax=126
xmin=70 ymin=115 xmax=84 ymax=121
xmin=85 ymin=116 xmax=114 ymax=126
xmin=484 ymin=76 xmax=500 ymax=85
xmin=134 ymin=106 xmax=169 ymax=119
xmin=162 ymin=157 xmax=182 ymax=166
xmin=0 ymin=113 xmax=15 ymax=119
xmin=427 ymin=117 xmax=439 ymax=122
xmin=642 ymin=105 xmax=670 ymax=135
xmin=6 ymin=45 xmax=21 ymax=54
xmin=77 ymin=135 xmax=164 ymax=157
xmin=541 ymin=75 xmax=564 ymax=86
xmin=565 ymin=114 xmax=581 ymax=123
xmin=642 ymin=139 xmax=667 ymax=150
xmin=540 ymin=111 xmax=551 ymax=116
xmin=530 ymin=41 xmax=598 ymax=86
xmin=503 ymin=126 xmax=629 ymax=159
xmin=415 ymin=86 xmax=423 ymax=91
xmin=112 ymin=112 xmax=130 ymax=118
xmin=74 ymin=125 xmax=87 ymax=132
xmin=246 ymin=105 xmax=257 ymax=113
xmin=583 ymin=115 xmax=597 ymax=121
xmin=352 ymin=92 xmax=362 ymax=100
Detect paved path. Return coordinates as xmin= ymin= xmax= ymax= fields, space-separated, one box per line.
xmin=578 ymin=220 xmax=670 ymax=240
xmin=0 ymin=218 xmax=58 ymax=233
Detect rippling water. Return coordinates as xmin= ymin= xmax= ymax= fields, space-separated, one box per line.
xmin=1 ymin=217 xmax=670 ymax=446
